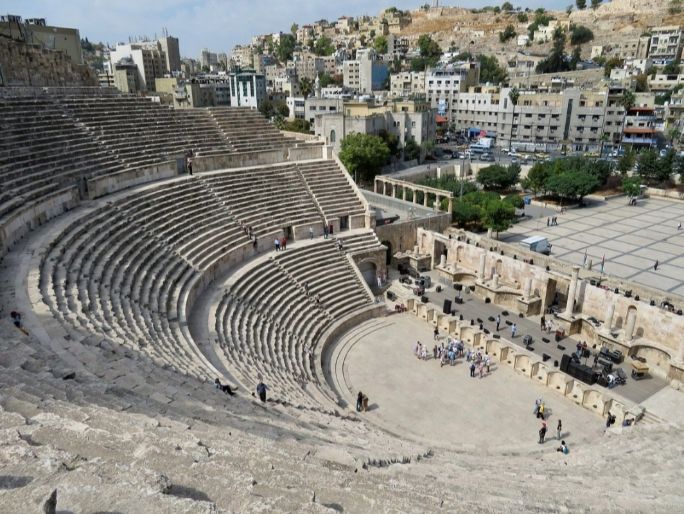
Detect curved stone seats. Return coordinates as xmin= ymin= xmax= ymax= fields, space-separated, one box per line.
xmin=214 ymin=239 xmax=373 ymax=408
xmin=208 ymin=107 xmax=296 ymax=153
xmin=336 ymin=231 xmax=384 ymax=255
xmin=297 ymin=160 xmax=366 ymax=220
xmin=199 ymin=164 xmax=321 ymax=235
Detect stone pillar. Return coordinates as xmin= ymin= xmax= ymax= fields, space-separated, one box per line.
xmin=382 ymin=181 xmax=387 ymax=196
xmin=604 ymin=302 xmax=615 ymax=332
xmin=478 ymin=253 xmax=486 ymax=282
xmin=423 ymin=191 xmax=429 ymax=207
xmin=564 ymin=265 xmax=580 ymax=317
xmin=624 ymin=309 xmax=637 ymax=341
xmin=448 ymin=197 xmax=453 ymax=213
xmin=413 ymin=245 xmax=419 ymax=255
xmin=492 ymin=273 xmax=499 ymax=290
xmin=413 ymin=188 xmax=418 ymax=204
xmin=523 ymin=277 xmax=532 ymax=299
xmin=677 ymin=340 xmax=684 ymax=363
xmin=402 ymin=186 xmax=407 ymax=201
xmin=392 ymin=184 xmax=397 ymax=198
xmin=435 ymin=195 xmax=441 ymax=210
xmin=487 ymin=228 xmax=493 ymax=239
xmin=374 ymin=179 xmax=378 ymax=193
xmin=439 ymin=254 xmax=446 ymax=267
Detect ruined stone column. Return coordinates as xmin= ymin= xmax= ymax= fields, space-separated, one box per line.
xmin=492 ymin=273 xmax=499 ymax=290
xmin=402 ymin=186 xmax=407 ymax=201
xmin=448 ymin=197 xmax=453 ymax=213
xmin=487 ymin=228 xmax=493 ymax=239
xmin=423 ymin=191 xmax=429 ymax=207
xmin=392 ymin=184 xmax=397 ymax=198
xmin=374 ymin=179 xmax=378 ymax=193
xmin=478 ymin=253 xmax=486 ymax=282
xmin=564 ymin=265 xmax=580 ymax=317
xmin=382 ymin=181 xmax=387 ymax=196
xmin=413 ymin=245 xmax=419 ymax=255
xmin=413 ymin=188 xmax=418 ymax=204
xmin=604 ymin=301 xmax=615 ymax=332
xmin=677 ymin=340 xmax=684 ymax=363
xmin=624 ymin=309 xmax=637 ymax=341
xmin=440 ymin=254 xmax=446 ymax=267
xmin=523 ymin=277 xmax=533 ymax=299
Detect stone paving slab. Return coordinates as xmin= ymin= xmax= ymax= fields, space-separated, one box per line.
xmin=504 ymin=197 xmax=684 ymax=294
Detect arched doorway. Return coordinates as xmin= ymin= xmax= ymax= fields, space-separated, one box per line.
xmin=330 ymin=129 xmax=336 ymax=143
xmin=358 ymin=260 xmax=378 ymax=289
xmin=382 ymin=240 xmax=393 ymax=265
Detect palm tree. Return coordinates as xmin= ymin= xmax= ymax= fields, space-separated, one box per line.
xmin=299 ymin=77 xmax=314 ymax=100
xmin=620 ymin=90 xmax=636 ymax=111
xmin=508 ymin=87 xmax=520 ymax=151
xmin=599 ymin=133 xmax=609 ymax=157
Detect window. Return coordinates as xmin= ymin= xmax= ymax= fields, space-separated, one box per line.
xmin=411 ymin=121 xmax=416 ymax=128
xmin=330 ymin=130 xmax=336 ymax=143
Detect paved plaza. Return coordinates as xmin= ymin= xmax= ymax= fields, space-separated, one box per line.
xmin=501 ymin=196 xmax=684 ymax=296
xmin=343 ymin=314 xmax=606 ymax=452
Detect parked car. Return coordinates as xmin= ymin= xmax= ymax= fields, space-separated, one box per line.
xmin=511 ymin=156 xmax=519 ymax=165
xmin=479 ymin=152 xmax=495 ymax=162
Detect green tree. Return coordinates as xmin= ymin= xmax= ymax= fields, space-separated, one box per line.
xmin=546 ymin=169 xmax=600 ymax=202
xmin=620 ymin=90 xmax=636 ymax=110
xmin=418 ymin=34 xmax=442 ymax=61
xmin=499 ymin=24 xmax=517 ymax=43
xmin=478 ymin=55 xmax=508 ymax=84
xmin=378 ymin=129 xmax=401 ymax=158
xmin=622 ymin=176 xmax=642 ymax=198
xmin=299 ymin=77 xmax=314 ymax=99
xmin=635 ymin=73 xmax=649 ymax=92
xmin=338 ymin=133 xmax=390 ymax=184
xmin=403 ymin=137 xmax=420 ymax=161
xmin=517 ymin=12 xmax=529 ymax=22
xmin=521 ymin=162 xmax=551 ymax=195
xmin=617 ymin=151 xmax=636 ymax=174
xmin=502 ymin=2 xmax=514 ymax=11
xmin=662 ymin=59 xmax=681 ymax=74
xmin=290 ymin=23 xmax=299 ymax=35
xmin=570 ymin=25 xmax=594 ymax=45
xmin=374 ymin=35 xmax=388 ymax=54
xmin=636 ymin=150 xmax=661 ymax=183
xmin=452 ymin=201 xmax=483 ymax=228
xmin=570 ymin=46 xmax=582 ymax=70
xmin=576 ymin=0 xmax=587 ymax=8
xmin=508 ymin=86 xmax=520 ymax=106
xmin=477 ymin=164 xmax=521 ymax=190
xmin=603 ymin=57 xmax=623 ymax=78
xmin=483 ymin=199 xmax=516 ymax=237
xmin=536 ymin=27 xmax=570 ymax=74
xmin=276 ymin=34 xmax=296 ymax=62
xmin=314 ymin=36 xmax=335 ymax=56
xmin=591 ymin=0 xmax=602 ymax=8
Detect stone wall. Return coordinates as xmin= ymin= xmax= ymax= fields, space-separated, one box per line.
xmin=0 ymin=39 xmax=97 ymax=87
xmin=85 ymin=160 xmax=180 ymax=199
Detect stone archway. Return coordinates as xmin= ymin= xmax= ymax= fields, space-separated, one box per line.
xmin=381 ymin=240 xmax=393 ymax=265
xmin=358 ymin=260 xmax=378 ymax=289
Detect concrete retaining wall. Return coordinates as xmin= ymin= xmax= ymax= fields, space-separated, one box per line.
xmin=86 ymin=161 xmax=179 ymax=199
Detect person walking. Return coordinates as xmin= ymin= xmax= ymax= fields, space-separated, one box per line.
xmin=323 ymin=224 xmax=329 ymax=239
xmin=547 ymin=217 xmax=550 ymax=227
xmin=469 ymin=362 xmax=476 ymax=378
xmin=678 ymin=222 xmax=682 ymax=230
xmin=540 ymin=315 xmax=546 ymax=331
xmin=356 ymin=391 xmax=363 ymax=412
xmin=309 ymin=227 xmax=314 ymax=239
xmin=538 ymin=421 xmax=547 ymax=444
xmin=654 ymin=259 xmax=659 ymax=271
xmin=557 ymin=419 xmax=562 ymax=440
xmin=256 ymin=381 xmax=268 ymax=403
xmin=274 ymin=237 xmax=280 ymax=252
xmin=280 ymin=236 xmax=287 ymax=250
xmin=496 ymin=314 xmax=501 ymax=332
xmin=511 ymin=323 xmax=517 ymax=338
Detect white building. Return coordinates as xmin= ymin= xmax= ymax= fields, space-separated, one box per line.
xmin=425 ymin=63 xmax=480 ymax=123
xmin=229 ymin=71 xmax=266 ymax=108
xmin=343 ymin=48 xmax=389 ymax=94
xmin=109 ymin=42 xmax=166 ymax=91
xmin=648 ymin=26 xmax=684 ymax=65
xmin=390 ymin=71 xmax=425 ymax=98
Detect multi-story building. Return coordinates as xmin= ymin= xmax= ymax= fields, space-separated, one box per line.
xmin=112 ymin=59 xmax=141 ymax=93
xmin=390 ymin=71 xmax=426 ymax=98
xmin=231 ymin=45 xmax=253 ymax=68
xmin=380 ymin=9 xmax=410 ymax=34
xmin=386 ymin=34 xmax=409 ymax=58
xmin=425 ymin=63 xmax=480 ymax=122
xmin=315 ymin=99 xmax=436 ymax=153
xmin=599 ymin=36 xmax=650 ymax=61
xmin=229 ymin=70 xmax=266 ymax=108
xmin=648 ymin=26 xmax=684 ymax=65
xmin=343 ymin=48 xmax=389 ymax=94
xmin=622 ymin=101 xmax=658 ymax=149
xmin=0 ymin=16 xmax=83 ymax=63
xmin=158 ymin=35 xmax=181 ymax=73
xmin=337 ymin=16 xmax=354 ymax=34
xmin=292 ymin=51 xmax=325 ymax=81
xmin=200 ymin=48 xmax=219 ymax=69
xmin=296 ymin=25 xmax=314 ymax=45
xmin=110 ymin=42 xmax=166 ymax=91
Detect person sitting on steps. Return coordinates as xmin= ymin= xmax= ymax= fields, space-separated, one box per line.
xmin=214 ymin=378 xmax=235 ymax=396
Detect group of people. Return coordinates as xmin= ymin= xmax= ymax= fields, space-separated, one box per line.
xmin=413 ymin=339 xmax=493 ymax=377
xmin=273 ymin=236 xmax=288 ymax=252
xmin=239 ymin=222 xmax=259 ymax=249
xmin=322 ymin=223 xmax=335 ymax=239
xmin=533 ymin=398 xmax=547 ymax=420
xmin=547 ymin=217 xmax=560 ymax=226
xmin=540 ymin=315 xmax=556 ymax=334
xmin=356 ymin=391 xmax=369 ymax=412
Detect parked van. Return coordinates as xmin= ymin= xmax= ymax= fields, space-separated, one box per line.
xmin=519 ymin=235 xmax=552 ymax=255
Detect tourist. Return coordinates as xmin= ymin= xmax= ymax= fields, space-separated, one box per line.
xmin=256 ymin=381 xmax=268 ymax=403
xmin=557 ymin=419 xmax=562 ymax=440
xmin=511 ymin=323 xmax=517 ymax=338
xmin=315 ymin=293 xmax=322 ymax=306
xmin=309 ymin=226 xmax=314 ymax=239
xmin=215 ymin=378 xmax=235 ymax=396
xmin=356 ymin=391 xmax=363 ymax=412
xmin=654 ymin=259 xmax=659 ymax=271
xmin=533 ymin=398 xmax=542 ymax=416
xmin=433 ymin=326 xmax=439 ymax=340
xmin=10 ymin=310 xmax=22 ymax=329
xmin=538 ymin=421 xmax=547 ymax=444
xmin=362 ymin=393 xmax=369 ymax=412
xmin=252 ymin=236 xmax=257 ymax=250
xmin=537 ymin=402 xmax=545 ymax=420
xmin=678 ymin=222 xmax=682 ymax=230
xmin=421 ymin=345 xmax=428 ymax=360
xmin=329 ymin=222 xmax=334 ymax=235
xmin=303 ymin=282 xmax=309 ymax=295
xmin=478 ymin=363 xmax=484 ymax=378
xmin=469 ymin=362 xmax=476 ymax=377
xmin=186 ymin=151 xmax=193 ymax=175
xmin=547 ymin=217 xmax=550 ymax=227
xmin=323 ymin=224 xmax=329 ymax=239
xmin=280 ymin=236 xmax=287 ymax=250
xmin=557 ymin=440 xmax=569 ymax=454
xmin=274 ymin=237 xmax=280 ymax=252
xmin=484 ymin=353 xmax=491 ymax=374
xmin=540 ymin=315 xmax=546 ymax=331
xmin=433 ymin=345 xmax=438 ymax=359
xmin=337 ymin=239 xmax=344 ymax=251
xmin=496 ymin=314 xmax=501 ymax=331
xmin=414 ymin=340 xmax=421 ymax=357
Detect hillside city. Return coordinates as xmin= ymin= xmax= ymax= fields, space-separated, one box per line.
xmin=3 ymin=0 xmax=684 ymax=176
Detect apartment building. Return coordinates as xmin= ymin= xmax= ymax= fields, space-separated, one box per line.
xmin=229 ymin=70 xmax=266 ymax=108
xmin=343 ymin=48 xmax=389 ymax=94
xmin=292 ymin=51 xmax=325 ymax=81
xmin=110 ymin=42 xmax=166 ymax=91
xmin=648 ymin=26 xmax=684 ymax=65
xmin=425 ymin=63 xmax=481 ymax=123
xmin=390 ymin=71 xmax=425 ymax=98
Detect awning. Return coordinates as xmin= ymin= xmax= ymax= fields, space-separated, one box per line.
xmin=435 ymin=114 xmax=448 ymax=123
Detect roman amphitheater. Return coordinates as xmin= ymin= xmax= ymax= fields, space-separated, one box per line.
xmin=1 ymin=88 xmax=684 ymax=514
